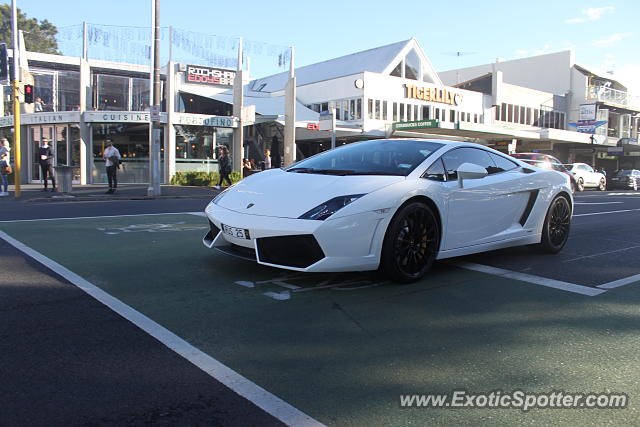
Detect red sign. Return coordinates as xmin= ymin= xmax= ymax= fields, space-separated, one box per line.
xmin=306 ymin=123 xmax=319 ymax=130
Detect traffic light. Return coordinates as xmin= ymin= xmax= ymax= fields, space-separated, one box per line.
xmin=24 ymin=84 xmax=34 ymax=104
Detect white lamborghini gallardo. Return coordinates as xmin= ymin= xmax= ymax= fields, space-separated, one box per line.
xmin=203 ymin=139 xmax=572 ymax=282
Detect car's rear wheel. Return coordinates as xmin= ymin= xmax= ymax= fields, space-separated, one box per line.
xmin=380 ymin=202 xmax=440 ymax=283
xmin=539 ymin=195 xmax=571 ymax=253
xmin=598 ymin=178 xmax=606 ymax=191
xmin=576 ymin=178 xmax=585 ymax=192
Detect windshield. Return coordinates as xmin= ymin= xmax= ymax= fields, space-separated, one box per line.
xmin=286 ymin=139 xmax=443 ymax=176
xmin=617 ymin=170 xmax=633 ymax=176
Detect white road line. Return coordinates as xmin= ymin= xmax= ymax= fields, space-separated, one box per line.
xmin=0 ymin=211 xmax=202 ymax=223
xmin=598 ymin=274 xmax=640 ymax=290
xmin=0 ymin=230 xmax=323 ymax=427
xmin=562 ymin=245 xmax=640 ymax=263
xmin=573 ymin=208 xmax=640 ymax=217
xmin=451 ymin=261 xmax=606 ymax=296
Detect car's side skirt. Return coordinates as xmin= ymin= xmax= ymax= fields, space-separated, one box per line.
xmin=436 ymin=234 xmax=541 ymax=260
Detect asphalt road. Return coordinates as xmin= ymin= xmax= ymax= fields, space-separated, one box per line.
xmin=1 ymin=190 xmax=639 ymax=426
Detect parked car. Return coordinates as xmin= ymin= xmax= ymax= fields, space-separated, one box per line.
xmin=566 ymin=163 xmax=607 ymax=191
xmin=204 ymin=139 xmax=573 ymax=283
xmin=511 ymin=153 xmax=577 ymax=193
xmin=608 ymin=169 xmax=640 ymax=191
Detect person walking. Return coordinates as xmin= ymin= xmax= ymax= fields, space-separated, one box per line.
xmin=102 ymin=140 xmax=121 ymax=194
xmin=262 ymin=148 xmax=271 ymax=170
xmin=39 ymin=138 xmax=56 ymax=192
xmin=0 ymin=138 xmax=11 ymax=196
xmin=216 ymin=146 xmax=232 ymax=188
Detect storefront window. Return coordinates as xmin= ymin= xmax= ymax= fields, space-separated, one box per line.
xmin=405 ymin=49 xmax=421 ymax=81
xmin=58 ymin=71 xmax=80 ymax=111
xmin=96 ymin=74 xmax=129 ymax=111
xmin=131 ymin=77 xmax=150 ymax=111
xmin=32 ymin=72 xmax=54 ymax=112
xmin=92 ymin=123 xmax=164 ymax=183
xmin=174 ymin=125 xmax=233 ymax=173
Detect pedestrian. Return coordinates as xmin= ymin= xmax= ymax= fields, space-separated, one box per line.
xmin=242 ymin=158 xmax=253 ymax=178
xmin=0 ymin=138 xmax=11 ymax=196
xmin=38 ymin=138 xmax=56 ymax=192
xmin=262 ymin=148 xmax=271 ymax=170
xmin=102 ymin=140 xmax=121 ymax=194
xmin=216 ymin=146 xmax=232 ymax=188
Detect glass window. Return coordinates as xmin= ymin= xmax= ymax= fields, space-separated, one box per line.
xmin=526 ymin=107 xmax=531 ymax=124
xmin=404 ymin=49 xmax=421 ymax=80
xmin=422 ymin=105 xmax=430 ymax=120
xmin=441 ymin=147 xmax=495 ymax=180
xmin=32 ymin=72 xmax=54 ymax=112
xmin=57 ymin=70 xmax=80 ymax=112
xmin=501 ymin=103 xmax=507 ymax=121
xmin=368 ymin=98 xmax=373 ymax=119
xmin=489 ymin=152 xmax=519 ymax=173
xmin=356 ymin=99 xmax=362 ymax=120
xmin=450 ymin=110 xmax=456 ymax=122
xmin=382 ymin=101 xmax=388 ymax=121
xmin=96 ymin=74 xmax=129 ymax=111
xmin=435 ymin=108 xmax=440 ymax=120
xmin=495 ymin=105 xmax=501 ymax=120
xmin=342 ymin=100 xmax=348 ymax=120
xmin=390 ymin=61 xmax=402 ymax=77
xmin=375 ymin=100 xmax=381 ymax=120
xmin=392 ymin=103 xmax=398 ymax=121
xmin=286 ymin=139 xmax=443 ymax=177
xmin=131 ymin=77 xmax=150 ymax=111
xmin=349 ymin=99 xmax=355 ymax=120
xmin=520 ymin=106 xmax=526 ymax=124
xmin=513 ymin=105 xmax=519 ymax=123
xmin=422 ymin=158 xmax=446 ymax=181
xmin=399 ymin=104 xmax=405 ymax=121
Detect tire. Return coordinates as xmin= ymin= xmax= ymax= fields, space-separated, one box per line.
xmin=380 ymin=202 xmax=440 ymax=283
xmin=576 ymin=178 xmax=584 ymax=192
xmin=598 ymin=178 xmax=606 ymax=191
xmin=538 ymin=195 xmax=571 ymax=254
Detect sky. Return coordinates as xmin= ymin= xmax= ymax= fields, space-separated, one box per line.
xmin=9 ymin=0 xmax=640 ymax=93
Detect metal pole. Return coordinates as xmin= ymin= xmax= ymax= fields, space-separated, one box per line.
xmin=82 ymin=21 xmax=88 ymax=60
xmin=11 ymin=0 xmax=21 ymax=197
xmin=147 ymin=0 xmax=161 ymax=196
xmin=331 ymin=107 xmax=336 ymax=149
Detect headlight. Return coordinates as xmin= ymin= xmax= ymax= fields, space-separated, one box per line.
xmin=298 ymin=194 xmax=366 ymax=220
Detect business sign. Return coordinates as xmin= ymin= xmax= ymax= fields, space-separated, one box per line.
xmin=568 ymin=120 xmax=607 ymax=134
xmin=393 ymin=119 xmax=439 ymax=131
xmin=174 ymin=113 xmax=238 ymax=127
xmin=185 ymin=65 xmax=236 ymax=86
xmin=607 ymin=147 xmax=624 ymax=155
xmin=84 ymin=111 xmax=157 ymax=123
xmin=404 ymin=84 xmax=462 ymax=106
xmin=579 ymin=104 xmax=597 ymax=121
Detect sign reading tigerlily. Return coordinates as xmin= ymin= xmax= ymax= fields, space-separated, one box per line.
xmin=404 ymin=84 xmax=463 ymax=106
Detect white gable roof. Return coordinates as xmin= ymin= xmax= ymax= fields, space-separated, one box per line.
xmin=249 ymin=38 xmax=442 ymax=93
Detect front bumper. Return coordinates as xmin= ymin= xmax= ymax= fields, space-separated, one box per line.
xmin=203 ymin=202 xmax=392 ymax=272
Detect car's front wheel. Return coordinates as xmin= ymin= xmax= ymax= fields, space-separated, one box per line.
xmin=380 ymin=201 xmax=440 ymax=283
xmin=598 ymin=178 xmax=606 ymax=191
xmin=576 ymin=178 xmax=585 ymax=192
xmin=538 ymin=195 xmax=571 ymax=253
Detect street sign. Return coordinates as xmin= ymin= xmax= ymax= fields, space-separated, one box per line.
xmin=150 ymin=106 xmax=161 ymax=122
xmin=0 ymin=43 xmax=8 ymax=85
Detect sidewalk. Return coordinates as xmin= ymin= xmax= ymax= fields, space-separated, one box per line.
xmin=0 ymin=184 xmax=220 ymax=202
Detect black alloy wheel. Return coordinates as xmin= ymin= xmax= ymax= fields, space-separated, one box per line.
xmin=381 ymin=202 xmax=440 ymax=283
xmin=539 ymin=195 xmax=571 ymax=253
xmin=576 ymin=178 xmax=585 ymax=192
xmin=598 ymin=178 xmax=606 ymax=191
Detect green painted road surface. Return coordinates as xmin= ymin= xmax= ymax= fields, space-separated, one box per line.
xmin=3 ymin=213 xmax=640 ymax=426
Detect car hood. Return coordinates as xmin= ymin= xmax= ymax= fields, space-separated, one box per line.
xmin=217 ymin=168 xmax=405 ymax=218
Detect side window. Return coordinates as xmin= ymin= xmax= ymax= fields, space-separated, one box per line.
xmin=584 ymin=165 xmax=594 ymax=173
xmin=489 ymin=153 xmax=519 ymax=173
xmin=423 ymin=158 xmax=446 ymax=181
xmin=441 ymin=148 xmax=495 ymax=180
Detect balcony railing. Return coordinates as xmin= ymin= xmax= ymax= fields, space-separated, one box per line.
xmin=587 ymin=85 xmax=629 ymax=106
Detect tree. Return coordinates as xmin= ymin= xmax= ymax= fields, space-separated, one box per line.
xmin=0 ymin=5 xmax=58 ymax=54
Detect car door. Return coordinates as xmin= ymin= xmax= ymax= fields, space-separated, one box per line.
xmin=583 ymin=164 xmax=597 ymax=185
xmin=433 ymin=147 xmax=533 ymax=250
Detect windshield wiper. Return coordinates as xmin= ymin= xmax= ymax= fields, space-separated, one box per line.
xmin=339 ymin=171 xmax=405 ymax=176
xmin=287 ymin=168 xmax=357 ymax=176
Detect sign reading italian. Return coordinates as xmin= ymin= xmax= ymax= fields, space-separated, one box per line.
xmin=186 ymin=65 xmax=236 ymax=86
xmin=404 ymin=84 xmax=462 ymax=106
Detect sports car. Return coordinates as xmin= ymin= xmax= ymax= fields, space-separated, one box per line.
xmin=203 ymin=139 xmax=573 ymax=282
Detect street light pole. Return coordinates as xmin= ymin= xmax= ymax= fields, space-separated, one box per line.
xmin=148 ymin=0 xmax=161 ymax=196
xmin=11 ymin=0 xmax=21 ymax=197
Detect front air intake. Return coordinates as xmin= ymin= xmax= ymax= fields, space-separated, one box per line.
xmin=256 ymin=234 xmax=325 ymax=268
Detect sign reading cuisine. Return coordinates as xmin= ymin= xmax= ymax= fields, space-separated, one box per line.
xmin=186 ymin=65 xmax=236 ymax=86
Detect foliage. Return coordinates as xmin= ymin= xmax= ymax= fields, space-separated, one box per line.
xmin=0 ymin=6 xmax=59 ymax=54
xmin=170 ymin=170 xmax=242 ymax=186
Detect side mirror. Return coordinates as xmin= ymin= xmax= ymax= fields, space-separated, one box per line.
xmin=457 ymin=162 xmax=488 ymax=188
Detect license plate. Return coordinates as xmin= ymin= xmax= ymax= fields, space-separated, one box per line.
xmin=221 ymin=224 xmax=251 ymax=239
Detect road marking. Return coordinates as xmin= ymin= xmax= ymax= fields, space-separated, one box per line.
xmin=574 ymin=202 xmax=624 ymax=205
xmin=0 ymin=211 xmax=203 ymax=223
xmin=573 ymin=208 xmax=640 ymax=217
xmin=598 ymin=274 xmax=640 ymax=289
xmin=562 ymin=245 xmax=640 ymax=262
xmin=451 ymin=261 xmax=606 ymax=296
xmin=0 ymin=230 xmax=323 ymax=427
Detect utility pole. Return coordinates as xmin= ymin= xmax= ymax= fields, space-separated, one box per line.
xmin=11 ymin=0 xmax=21 ymax=197
xmin=148 ymin=0 xmax=161 ymax=196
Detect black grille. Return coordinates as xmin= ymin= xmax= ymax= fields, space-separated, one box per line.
xmin=209 ymin=220 xmax=220 ymax=236
xmin=256 ymin=234 xmax=325 ymax=268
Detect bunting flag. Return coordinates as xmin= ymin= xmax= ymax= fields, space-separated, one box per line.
xmin=55 ymin=24 xmax=291 ymax=69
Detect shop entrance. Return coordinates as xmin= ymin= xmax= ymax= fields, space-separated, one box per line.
xmin=29 ymin=124 xmax=81 ymax=183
